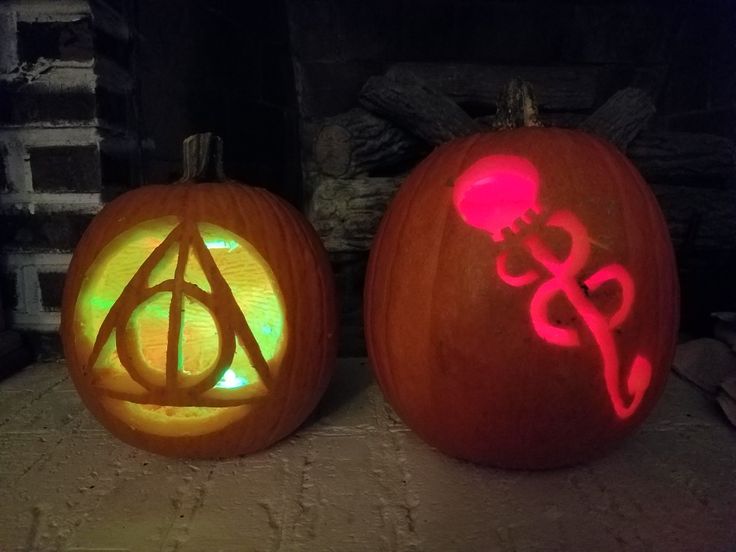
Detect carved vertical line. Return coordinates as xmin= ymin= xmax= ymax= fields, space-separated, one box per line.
xmin=166 ymin=223 xmax=192 ymax=393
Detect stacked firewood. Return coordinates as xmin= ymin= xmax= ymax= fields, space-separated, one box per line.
xmin=305 ymin=64 xmax=736 ymax=355
xmin=307 ymin=64 xmax=736 ymax=255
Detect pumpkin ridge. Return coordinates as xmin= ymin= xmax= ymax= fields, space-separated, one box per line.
xmin=366 ymin=143 xmax=440 ymax=399
xmin=374 ymin=136 xmax=475 ymax=405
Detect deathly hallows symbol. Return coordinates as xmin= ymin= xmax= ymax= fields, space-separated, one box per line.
xmin=87 ymin=220 xmax=272 ymax=407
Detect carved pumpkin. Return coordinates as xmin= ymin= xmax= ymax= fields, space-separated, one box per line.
xmin=61 ymin=135 xmax=337 ymax=458
xmin=365 ymin=127 xmax=678 ymax=468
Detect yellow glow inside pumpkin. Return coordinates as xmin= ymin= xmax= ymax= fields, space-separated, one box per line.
xmin=74 ymin=217 xmax=287 ymax=437
xmin=129 ymin=292 xmax=220 ymax=385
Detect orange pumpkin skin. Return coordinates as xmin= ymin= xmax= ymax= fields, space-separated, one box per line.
xmin=62 ymin=181 xmax=337 ymax=458
xmin=365 ymin=128 xmax=679 ymax=469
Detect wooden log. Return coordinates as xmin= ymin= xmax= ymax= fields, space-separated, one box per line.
xmin=312 ymin=84 xmax=658 ymax=179
xmin=386 ymin=63 xmax=598 ymax=111
xmin=309 ymin=74 xmax=735 ymax=255
xmin=307 ymin=176 xmax=401 ymax=252
xmin=312 ymin=113 xmax=586 ymax=181
xmin=313 ymin=109 xmax=586 ymax=179
xmin=359 ymin=73 xmax=481 ymax=144
xmin=580 ymin=88 xmax=655 ymax=150
xmin=628 ymin=131 xmax=736 ymax=182
xmin=308 ymin=164 xmax=736 ymax=255
xmin=312 ymin=108 xmax=422 ymax=178
xmin=650 ymin=183 xmax=736 ymax=251
xmin=309 ymin=178 xmax=736 ymax=254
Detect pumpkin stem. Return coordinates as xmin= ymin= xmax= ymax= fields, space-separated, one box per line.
xmin=492 ymin=79 xmax=543 ymax=130
xmin=181 ymin=133 xmax=226 ymax=182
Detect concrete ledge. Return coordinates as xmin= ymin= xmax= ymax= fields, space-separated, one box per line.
xmin=0 ymin=359 xmax=734 ymax=551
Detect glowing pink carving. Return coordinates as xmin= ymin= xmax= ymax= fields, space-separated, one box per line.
xmin=454 ymin=155 xmax=651 ymax=419
xmin=454 ymin=155 xmax=541 ymax=242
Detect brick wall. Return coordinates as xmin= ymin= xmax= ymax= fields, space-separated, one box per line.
xmin=0 ymin=0 xmax=139 ymax=359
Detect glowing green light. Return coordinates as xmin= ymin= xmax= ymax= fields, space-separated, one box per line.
xmin=184 ymin=249 xmax=211 ymax=292
xmin=89 ymin=296 xmax=116 ymax=311
xmin=76 ymin=219 xmax=286 ymax=410
xmin=76 ymin=218 xmax=179 ymax=346
xmin=198 ymin=222 xmax=285 ymax=364
xmin=215 ymin=368 xmax=249 ymax=389
xmin=205 ymin=240 xmax=239 ymax=251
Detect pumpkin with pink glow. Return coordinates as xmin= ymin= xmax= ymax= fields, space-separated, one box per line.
xmin=364 ymin=127 xmax=679 ymax=468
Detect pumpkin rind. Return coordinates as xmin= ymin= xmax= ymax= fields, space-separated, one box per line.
xmin=62 ymin=181 xmax=337 ymax=458
xmin=364 ymin=128 xmax=679 ymax=469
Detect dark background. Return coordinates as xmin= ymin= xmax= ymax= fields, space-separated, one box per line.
xmin=132 ymin=0 xmax=735 ymax=192
xmin=134 ymin=1 xmax=301 ymax=204
xmin=1 ymin=0 xmax=734 ymax=358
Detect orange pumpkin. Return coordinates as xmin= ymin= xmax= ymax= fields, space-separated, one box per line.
xmin=365 ymin=127 xmax=679 ymax=468
xmin=61 ymin=134 xmax=337 ymax=458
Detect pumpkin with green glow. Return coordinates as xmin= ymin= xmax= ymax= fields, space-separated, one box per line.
xmin=61 ymin=134 xmax=337 ymax=458
xmin=364 ymin=119 xmax=679 ymax=469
